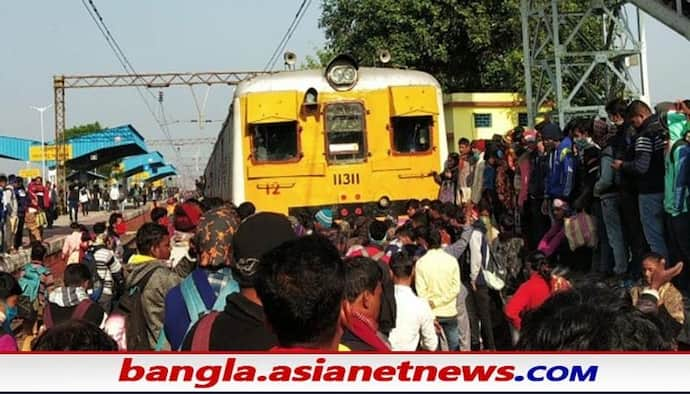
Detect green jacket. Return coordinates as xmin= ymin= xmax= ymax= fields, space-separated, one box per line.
xmin=664 ymin=111 xmax=690 ymax=216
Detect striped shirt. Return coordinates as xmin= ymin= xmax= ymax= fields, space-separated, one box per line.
xmin=93 ymin=246 xmax=122 ymax=296
xmin=623 ymin=116 xmax=666 ymax=194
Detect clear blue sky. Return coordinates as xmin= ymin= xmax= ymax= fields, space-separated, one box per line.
xmin=1 ymin=1 xmax=689 ymax=182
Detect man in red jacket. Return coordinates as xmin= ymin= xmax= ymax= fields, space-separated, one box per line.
xmin=28 ymin=177 xmax=50 ymax=211
xmin=504 ymin=251 xmax=552 ymax=331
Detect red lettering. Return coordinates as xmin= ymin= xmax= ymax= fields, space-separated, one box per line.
xmin=195 ymin=366 xmax=222 ymax=388
xmin=438 ymin=366 xmax=462 ymax=381
xmin=323 ymin=366 xmax=346 ymax=381
xmin=293 ymin=365 xmax=311 ymax=382
xmin=462 ymin=365 xmax=496 ymax=381
xmin=396 ymin=361 xmax=413 ymax=381
xmin=268 ymin=366 xmax=291 ymax=382
xmin=145 ymin=366 xmax=167 ymax=382
xmin=234 ymin=366 xmax=257 ymax=381
xmin=373 ymin=366 xmax=396 ymax=381
xmin=495 ymin=366 xmax=515 ymax=381
xmin=169 ymin=365 xmax=194 ymax=382
xmin=222 ymin=358 xmax=236 ymax=381
xmin=412 ymin=365 xmax=438 ymax=381
xmin=347 ymin=365 xmax=373 ymax=381
xmin=119 ymin=358 xmax=144 ymax=381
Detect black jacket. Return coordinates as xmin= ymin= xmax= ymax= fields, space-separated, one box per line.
xmin=622 ymin=115 xmax=666 ymax=194
xmin=181 ymin=292 xmax=277 ymax=351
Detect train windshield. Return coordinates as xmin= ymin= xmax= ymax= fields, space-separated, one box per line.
xmin=251 ymin=121 xmax=299 ymax=162
xmin=325 ymin=102 xmax=367 ymax=163
xmin=391 ymin=116 xmax=432 ymax=153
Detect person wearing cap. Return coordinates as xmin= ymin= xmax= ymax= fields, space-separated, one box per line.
xmin=169 ymin=200 xmax=204 ymax=268
xmin=163 ymin=206 xmax=240 ymax=350
xmin=537 ymin=198 xmax=568 ymax=259
xmin=180 ymin=212 xmax=295 ymax=351
xmin=314 ymin=208 xmax=347 ymax=255
xmin=542 ymin=122 xmax=575 ymax=204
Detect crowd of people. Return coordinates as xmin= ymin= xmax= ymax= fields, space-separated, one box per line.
xmin=0 ymin=175 xmax=57 ymax=252
xmin=0 ymin=98 xmax=689 ymax=352
xmin=0 ymin=174 xmax=173 ymax=255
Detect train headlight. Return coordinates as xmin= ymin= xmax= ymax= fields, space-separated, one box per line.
xmin=378 ymin=196 xmax=391 ymax=209
xmin=328 ymin=65 xmax=357 ymax=85
xmin=325 ymin=53 xmax=359 ymax=91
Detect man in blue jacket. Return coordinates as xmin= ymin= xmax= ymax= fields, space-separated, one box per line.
xmin=542 ymin=122 xmax=575 ymax=205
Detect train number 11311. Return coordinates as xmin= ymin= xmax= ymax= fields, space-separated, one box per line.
xmin=333 ymin=173 xmax=360 ymax=185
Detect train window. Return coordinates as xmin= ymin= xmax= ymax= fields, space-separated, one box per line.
xmin=391 ymin=116 xmax=432 ymax=154
xmin=251 ymin=121 xmax=299 ymax=162
xmin=325 ymin=102 xmax=366 ymax=163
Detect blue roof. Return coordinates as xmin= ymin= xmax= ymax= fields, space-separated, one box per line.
xmin=0 ymin=136 xmax=39 ymax=161
xmin=66 ymin=125 xmax=148 ymax=170
xmin=0 ymin=125 xmax=149 ymax=170
xmin=121 ymin=151 xmax=166 ymax=178
xmin=143 ymin=164 xmax=177 ymax=183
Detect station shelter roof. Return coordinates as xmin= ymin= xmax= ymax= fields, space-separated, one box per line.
xmin=0 ymin=136 xmax=39 ymax=161
xmin=0 ymin=125 xmax=148 ymax=170
xmin=65 ymin=125 xmax=148 ymax=170
xmin=121 ymin=151 xmax=166 ymax=178
xmin=66 ymin=170 xmax=108 ymax=182
xmin=143 ymin=164 xmax=177 ymax=183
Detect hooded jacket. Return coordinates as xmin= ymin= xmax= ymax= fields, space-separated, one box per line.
xmin=664 ymin=111 xmax=690 ymax=216
xmin=123 ymin=254 xmax=195 ymax=350
xmin=622 ymin=114 xmax=666 ymax=194
xmin=546 ymin=137 xmax=575 ymax=200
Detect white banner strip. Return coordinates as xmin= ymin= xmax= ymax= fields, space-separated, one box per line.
xmin=3 ymin=353 xmax=689 ymax=392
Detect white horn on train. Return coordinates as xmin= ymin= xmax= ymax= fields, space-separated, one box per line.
xmin=284 ymin=51 xmax=297 ymax=69
xmin=378 ymin=49 xmax=391 ymax=64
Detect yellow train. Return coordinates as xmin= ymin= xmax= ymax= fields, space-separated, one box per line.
xmin=204 ymin=54 xmax=448 ymax=220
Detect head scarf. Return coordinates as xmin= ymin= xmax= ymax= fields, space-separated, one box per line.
xmin=193 ymin=206 xmax=239 ymax=268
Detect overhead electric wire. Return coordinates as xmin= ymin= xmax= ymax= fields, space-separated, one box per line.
xmin=81 ymin=0 xmax=187 ymax=177
xmin=263 ymin=0 xmax=312 ymax=71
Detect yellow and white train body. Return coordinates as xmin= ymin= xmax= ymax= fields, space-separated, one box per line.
xmin=204 ymin=55 xmax=448 ymax=220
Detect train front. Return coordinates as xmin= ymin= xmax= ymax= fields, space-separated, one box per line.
xmin=237 ymin=53 xmax=448 ymax=224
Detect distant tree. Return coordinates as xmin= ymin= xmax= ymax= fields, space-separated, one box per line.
xmin=318 ymin=0 xmax=613 ymax=98
xmin=63 ymin=122 xmax=103 ymax=140
xmin=63 ymin=122 xmax=120 ymax=179
xmin=319 ymin=0 xmax=524 ymax=92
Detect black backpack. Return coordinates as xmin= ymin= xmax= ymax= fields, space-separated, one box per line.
xmin=114 ymin=266 xmax=162 ymax=350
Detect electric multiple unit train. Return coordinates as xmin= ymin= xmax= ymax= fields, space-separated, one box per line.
xmin=203 ymin=54 xmax=448 ymax=220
